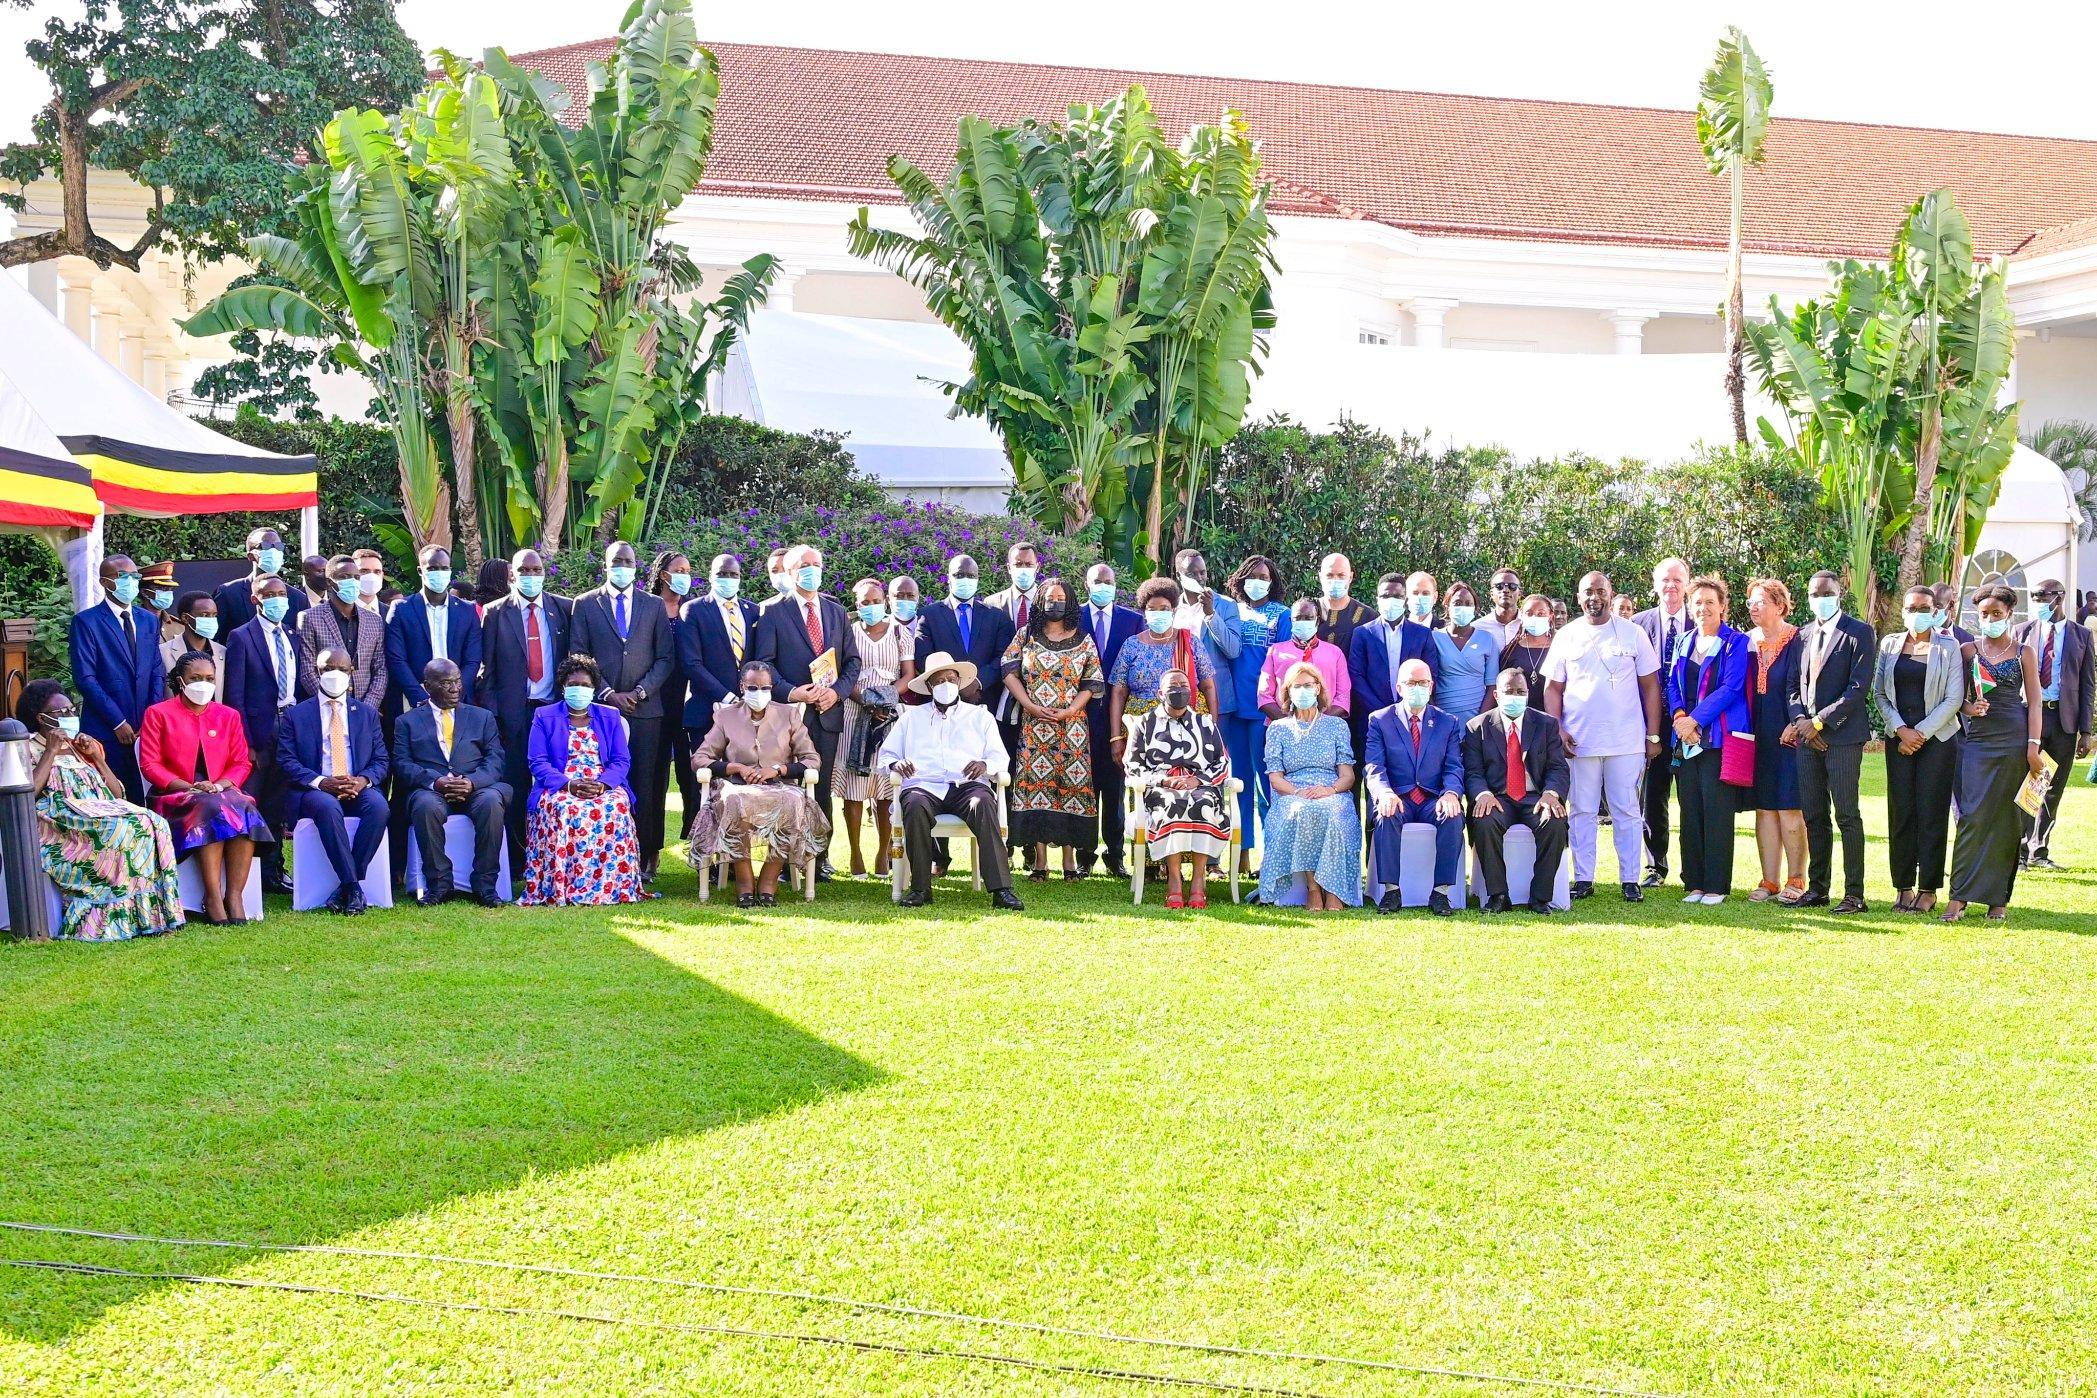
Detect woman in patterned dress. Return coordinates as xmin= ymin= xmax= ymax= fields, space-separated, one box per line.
xmin=1258 ymin=661 xmax=1362 ymax=910
xmin=1001 ymin=577 xmax=1105 ymax=881
xmin=521 ymin=655 xmax=647 ymax=907
xmin=1125 ymin=668 xmax=1233 ymax=908
xmin=840 ymin=577 xmax=917 ymax=877
xmin=16 ymin=680 xmax=184 ymax=942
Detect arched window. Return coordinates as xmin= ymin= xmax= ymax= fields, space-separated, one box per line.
xmin=1961 ymin=548 xmax=2029 ymax=626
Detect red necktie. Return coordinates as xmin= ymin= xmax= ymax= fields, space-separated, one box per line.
xmin=1016 ymin=593 xmax=1029 ymax=629
xmin=805 ymin=601 xmax=822 ymax=652
xmin=1408 ymin=713 xmax=1427 ymax=805
xmin=1506 ymin=719 xmax=1527 ymax=802
xmin=524 ymin=602 xmax=544 ymax=685
xmin=2040 ymin=627 xmax=2055 ymax=688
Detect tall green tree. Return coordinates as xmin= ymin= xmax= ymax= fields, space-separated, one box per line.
xmin=0 ymin=0 xmax=422 ymax=271
xmin=849 ymin=85 xmax=1274 ymax=570
xmin=1696 ymin=26 xmax=1773 ymax=447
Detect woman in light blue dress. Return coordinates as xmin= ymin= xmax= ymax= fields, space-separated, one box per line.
xmin=1431 ymin=582 xmax=1499 ymax=720
xmin=1258 ymin=660 xmax=1362 ymax=910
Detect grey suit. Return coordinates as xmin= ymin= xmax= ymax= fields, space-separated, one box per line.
xmin=572 ymin=583 xmax=676 ymax=860
xmin=296 ymin=600 xmax=389 ymax=710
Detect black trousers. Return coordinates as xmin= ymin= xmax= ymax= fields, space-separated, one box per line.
xmin=1641 ymin=747 xmax=1674 ymax=877
xmin=1886 ymin=737 xmax=1956 ymax=891
xmin=2020 ymin=707 xmax=2080 ymax=859
xmin=1083 ymin=729 xmax=1127 ymax=872
xmin=241 ymin=736 xmax=292 ymax=877
xmin=1799 ymin=740 xmax=1866 ymax=899
xmin=1468 ymin=796 xmax=1569 ymax=903
xmin=626 ymin=714 xmax=667 ymax=862
xmin=809 ymin=721 xmax=840 ymax=834
xmin=500 ymin=698 xmax=554 ymax=875
xmin=900 ymin=782 xmax=1011 ymax=895
xmin=669 ymin=722 xmax=701 ymax=840
xmin=1674 ymin=748 xmax=1736 ymax=894
xmin=406 ymin=785 xmax=509 ymax=898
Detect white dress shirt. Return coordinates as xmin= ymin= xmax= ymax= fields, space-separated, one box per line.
xmin=877 ymin=699 xmax=1008 ymax=798
xmin=425 ymin=595 xmax=452 ymax=664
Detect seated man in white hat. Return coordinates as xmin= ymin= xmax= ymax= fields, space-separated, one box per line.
xmin=877 ymin=650 xmax=1023 ymax=910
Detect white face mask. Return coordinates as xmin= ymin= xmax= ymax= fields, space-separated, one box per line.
xmin=932 ymin=681 xmax=961 ymax=706
xmin=182 ymin=680 xmax=215 ymax=706
xmin=357 ymin=573 xmax=382 ymax=598
xmin=743 ymin=688 xmax=771 ymax=712
xmin=317 ymin=670 xmax=351 ymax=698
xmin=1177 ymin=573 xmax=1205 ymax=595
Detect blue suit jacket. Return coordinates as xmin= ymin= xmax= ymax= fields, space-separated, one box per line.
xmin=69 ymin=602 xmax=165 ymax=745
xmin=916 ymin=597 xmax=1015 ymax=705
xmin=1666 ymin=625 xmax=1752 ymax=759
xmin=1363 ymin=701 xmax=1466 ymax=806
xmin=392 ymin=701 xmax=507 ymax=793
xmin=276 ymin=694 xmax=390 ymax=790
xmin=527 ymin=702 xmax=631 ymax=812
xmin=383 ymin=594 xmax=484 ymax=714
xmin=222 ymin=616 xmax=311 ymax=754
xmin=215 ymin=575 xmax=309 ymax=634
xmin=1081 ymin=603 xmax=1143 ymax=751
xmin=678 ymin=592 xmax=761 ymax=727
xmin=1347 ymin=618 xmax=1442 ymax=721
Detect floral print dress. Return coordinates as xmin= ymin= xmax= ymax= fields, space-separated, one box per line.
xmin=521 ymin=722 xmax=646 ymax=907
xmin=32 ymin=740 xmax=185 ymax=941
xmin=1002 ymin=628 xmax=1105 ymax=849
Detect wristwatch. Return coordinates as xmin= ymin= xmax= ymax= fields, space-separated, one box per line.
xmin=1646 ymin=733 xmax=1660 ymax=743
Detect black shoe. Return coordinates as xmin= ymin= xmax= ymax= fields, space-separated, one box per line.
xmin=1103 ymin=862 xmax=1129 ymax=880
xmin=735 ymin=892 xmax=756 ymax=909
xmin=474 ymin=891 xmax=507 ymax=908
xmin=1620 ymin=882 xmax=1644 ymax=903
xmin=1376 ymin=890 xmax=1404 ymax=915
xmin=263 ymin=872 xmax=295 ymax=897
xmin=1833 ymin=895 xmax=1868 ymax=915
xmin=989 ymin=888 xmax=1025 ymax=911
xmin=2028 ymin=855 xmax=2063 ymax=872
xmin=1526 ymin=897 xmax=1555 ymax=915
xmin=1484 ymin=893 xmax=1512 ymax=915
xmin=1571 ymin=880 xmax=1594 ymax=900
xmin=1429 ymin=890 xmax=1454 ymax=916
xmin=339 ymin=885 xmax=368 ymax=917
xmin=1792 ymin=890 xmax=1831 ymax=908
xmin=757 ymin=892 xmax=778 ymax=907
xmin=416 ymin=889 xmax=449 ymax=909
xmin=898 ymin=889 xmax=932 ymax=908
xmin=815 ymin=860 xmax=834 ymax=883
xmin=1640 ymin=868 xmax=1666 ymax=888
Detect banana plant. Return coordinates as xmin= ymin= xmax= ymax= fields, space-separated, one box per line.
xmin=1697 ymin=27 xmax=1774 ymax=447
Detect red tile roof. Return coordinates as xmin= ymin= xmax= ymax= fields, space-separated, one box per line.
xmin=2013 ymin=214 xmax=2097 ymax=260
xmin=512 ymin=38 xmax=2097 ymax=260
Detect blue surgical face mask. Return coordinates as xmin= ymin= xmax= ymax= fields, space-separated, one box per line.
xmin=516 ymin=574 xmax=544 ymax=600
xmin=1378 ymin=597 xmax=1407 ymax=624
xmin=1407 ymin=595 xmax=1434 ymax=620
xmin=1010 ymin=565 xmax=1037 ymax=592
xmin=1810 ymin=594 xmax=1841 ymax=622
xmin=608 ymin=565 xmax=636 ymax=590
xmin=2033 ymin=600 xmax=2056 ymax=623
xmin=334 ymin=577 xmax=362 ymax=605
xmin=423 ymin=569 xmax=452 ymax=595
xmin=563 ymin=684 xmax=594 ymax=712
xmin=1904 ymin=610 xmax=1935 ymax=635
xmin=1322 ymin=577 xmax=1348 ymax=601
xmin=190 ymin=617 xmax=218 ymax=641
xmin=110 ymin=574 xmax=140 ymax=605
xmin=710 ymin=574 xmax=739 ymax=601
xmin=1144 ymin=609 xmax=1173 ymax=635
xmin=149 ymin=589 xmax=175 ymax=612
xmin=1402 ymin=682 xmax=1432 ymax=711
xmin=1521 ymin=614 xmax=1552 ymax=637
xmin=259 ymin=596 xmax=291 ymax=624
xmin=1979 ymin=617 xmax=2010 ymax=640
xmin=1499 ymin=694 xmax=1528 ymax=721
xmin=950 ymin=575 xmax=978 ymax=602
xmin=1290 ymin=618 xmax=1317 ymax=644
xmin=1089 ymin=583 xmax=1117 ymax=609
xmin=1243 ymin=577 xmax=1270 ymax=602
xmin=1289 ymin=684 xmax=1320 ymax=711
xmin=666 ymin=572 xmax=692 ymax=596
xmin=858 ymin=603 xmax=887 ymax=626
xmin=1450 ymin=604 xmax=1476 ymax=628
xmin=1932 ymin=609 xmax=1949 ymax=630
xmin=892 ymin=598 xmax=918 ymax=622
xmin=53 ymin=714 xmax=81 ymax=739
xmin=256 ymin=547 xmax=284 ymax=576
xmin=797 ymin=565 xmax=824 ymax=592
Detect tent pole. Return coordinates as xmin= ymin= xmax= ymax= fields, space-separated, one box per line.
xmin=57 ymin=516 xmax=105 ymax=610
xmin=299 ymin=505 xmax=320 ymax=561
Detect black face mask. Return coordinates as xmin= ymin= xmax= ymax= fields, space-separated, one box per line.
xmin=1164 ymin=687 xmax=1192 ymax=710
xmin=1041 ymin=600 xmax=1068 ymax=622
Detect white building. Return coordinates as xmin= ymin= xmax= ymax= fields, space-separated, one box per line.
xmin=8 ymin=39 xmax=2095 ymax=586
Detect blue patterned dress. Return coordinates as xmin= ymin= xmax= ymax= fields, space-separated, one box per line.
xmin=1108 ymin=632 xmax=1179 ymax=718
xmin=1258 ymin=713 xmax=1363 ymax=906
xmin=521 ymin=723 xmax=646 ymax=907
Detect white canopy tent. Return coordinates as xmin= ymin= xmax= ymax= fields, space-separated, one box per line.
xmin=718 ymin=310 xmax=1013 ymax=513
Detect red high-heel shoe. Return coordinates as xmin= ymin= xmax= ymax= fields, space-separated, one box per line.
xmin=1189 ymin=891 xmax=1208 ymax=910
xmin=1164 ymin=892 xmax=1185 ymax=909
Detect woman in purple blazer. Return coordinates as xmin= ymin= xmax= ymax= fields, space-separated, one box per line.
xmin=1665 ymin=576 xmax=1752 ymax=905
xmin=521 ymin=655 xmax=645 ymax=906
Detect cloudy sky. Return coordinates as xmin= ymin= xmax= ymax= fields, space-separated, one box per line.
xmin=3 ymin=0 xmax=2092 ymax=145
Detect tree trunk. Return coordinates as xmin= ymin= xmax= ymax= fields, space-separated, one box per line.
xmin=1145 ymin=437 xmax=1167 ymax=574
xmin=447 ymin=386 xmax=483 ymax=572
xmin=1897 ymin=406 xmax=1942 ymax=595
xmin=0 ymin=80 xmax=157 ymax=271
xmin=1724 ymin=163 xmax=1748 ymax=446
xmin=537 ymin=435 xmax=570 ymax=556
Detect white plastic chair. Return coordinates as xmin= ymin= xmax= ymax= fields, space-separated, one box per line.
xmin=888 ymin=771 xmax=1011 ymax=902
xmin=1123 ymin=711 xmax=1243 ymax=905
xmin=690 ymin=700 xmax=820 ymax=903
xmin=1360 ymin=819 xmax=1468 ymax=908
xmin=290 ymin=817 xmax=394 ymax=912
xmin=178 ymin=854 xmax=264 ymax=920
xmin=404 ymin=814 xmax=513 ymax=902
xmin=1466 ymin=822 xmax=1573 ymax=910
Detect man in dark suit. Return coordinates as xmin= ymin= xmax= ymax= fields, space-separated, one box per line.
xmin=1464 ymin=669 xmax=1571 ymax=915
xmin=1785 ymin=569 xmax=1877 ymax=913
xmin=753 ymin=543 xmax=860 ymax=875
xmin=68 ymin=554 xmax=165 ymax=804
xmin=1080 ymin=561 xmax=1143 ymax=877
xmin=1630 ymin=556 xmax=1692 ymax=889
xmin=278 ymin=646 xmax=391 ymax=915
xmin=383 ymin=545 xmax=482 ymax=716
xmin=680 ymin=552 xmax=759 ymax=735
xmin=916 ymin=555 xmax=1015 ymax=703
xmin=214 ymin=526 xmax=309 ymax=634
xmin=222 ymin=574 xmax=310 ymax=893
xmin=2016 ymin=578 xmax=2095 ymax=868
xmin=297 ymin=555 xmax=388 ymax=708
xmin=1348 ymin=573 xmax=1442 ymax=789
xmin=1363 ymin=659 xmax=1466 ymax=916
xmin=571 ymin=540 xmax=676 ymax=878
xmin=479 ymin=548 xmax=571 ymax=873
xmin=393 ymin=658 xmax=510 ymax=907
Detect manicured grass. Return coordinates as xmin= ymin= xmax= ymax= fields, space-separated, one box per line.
xmin=3 ymin=770 xmax=2095 ymax=1394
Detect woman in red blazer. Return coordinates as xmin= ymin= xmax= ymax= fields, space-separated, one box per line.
xmin=137 ymin=651 xmax=275 ymax=924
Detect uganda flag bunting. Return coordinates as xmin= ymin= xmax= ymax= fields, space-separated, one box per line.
xmin=62 ymin=435 xmax=319 ymax=516
xmin=0 ymin=443 xmax=99 ymax=531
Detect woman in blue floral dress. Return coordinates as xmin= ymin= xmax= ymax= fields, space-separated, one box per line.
xmin=1258 ymin=661 xmax=1362 ymax=910
xmin=1221 ymin=555 xmax=1288 ymax=871
xmin=521 ymin=656 xmax=647 ymax=907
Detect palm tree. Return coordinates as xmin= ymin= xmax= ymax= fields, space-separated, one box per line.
xmin=1697 ymin=28 xmax=1773 ymax=446
xmin=2024 ymin=419 xmax=2097 ymax=540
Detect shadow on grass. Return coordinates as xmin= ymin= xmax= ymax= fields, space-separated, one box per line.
xmin=0 ymin=908 xmax=881 ymax=1342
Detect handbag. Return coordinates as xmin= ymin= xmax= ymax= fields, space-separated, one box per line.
xmin=1719 ymin=730 xmax=1756 ymax=788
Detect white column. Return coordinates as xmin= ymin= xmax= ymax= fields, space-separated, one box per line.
xmin=1605 ymin=309 xmax=1660 ymax=355
xmin=57 ymin=268 xmax=95 ymax=342
xmin=91 ymin=284 xmax=130 ymax=367
xmin=22 ymin=260 xmax=59 ymax=313
xmin=1407 ymin=297 xmax=1457 ymax=350
xmin=768 ymin=264 xmax=805 ymax=313
xmin=119 ymin=321 xmax=148 ymax=384
xmin=142 ymin=348 xmax=170 ymax=401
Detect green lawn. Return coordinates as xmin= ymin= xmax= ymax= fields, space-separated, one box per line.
xmin=4 ymin=769 xmax=2096 ymax=1394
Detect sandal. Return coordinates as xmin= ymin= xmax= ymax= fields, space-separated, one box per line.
xmin=1912 ymin=893 xmax=1938 ymax=915
xmin=1028 ymin=868 xmax=1050 ymax=883
xmin=1063 ymin=869 xmax=1084 ymax=881
xmin=756 ymin=891 xmax=777 ymax=907
xmin=735 ymin=893 xmax=756 ymax=909
xmin=1938 ymin=901 xmax=1968 ymax=924
xmin=1777 ymin=879 xmax=1806 ymax=905
xmin=1748 ymin=880 xmax=1778 ymax=903
xmin=1986 ymin=907 xmax=2009 ymax=922
xmin=1189 ymin=892 xmax=1208 ymax=910
xmin=1893 ymin=891 xmax=1915 ymax=913
xmin=1164 ymin=893 xmax=1185 ymax=909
